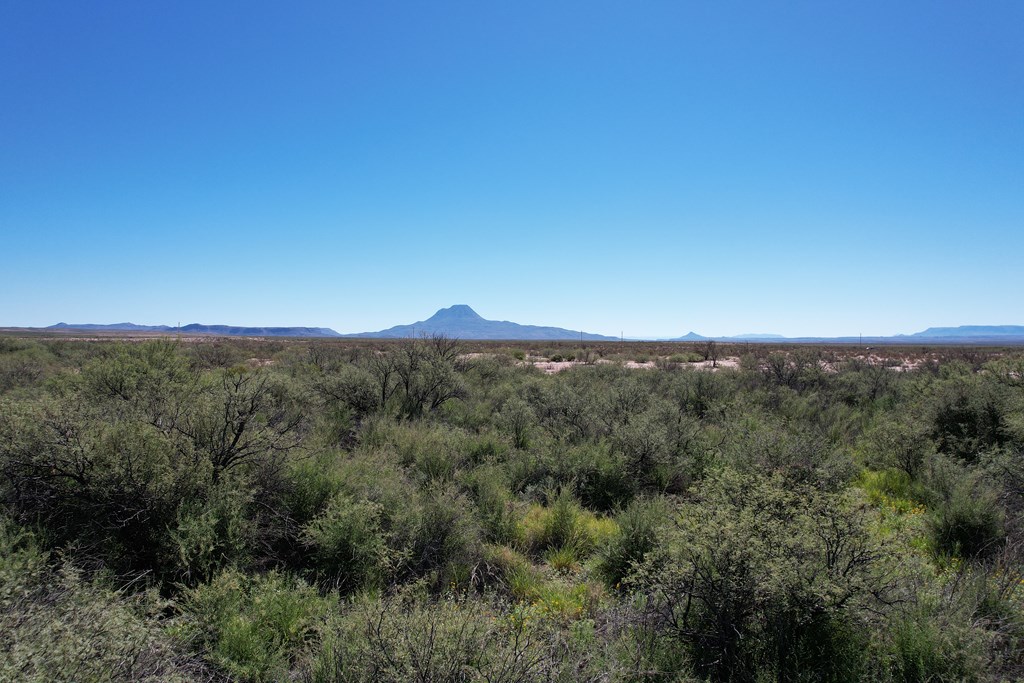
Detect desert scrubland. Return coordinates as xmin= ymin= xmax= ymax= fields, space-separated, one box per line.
xmin=1 ymin=334 xmax=1022 ymax=681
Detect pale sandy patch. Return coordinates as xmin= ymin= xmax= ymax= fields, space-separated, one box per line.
xmin=528 ymin=356 xmax=742 ymax=374
xmin=532 ymin=361 xmax=582 ymax=374
xmin=689 ymin=357 xmax=740 ymax=370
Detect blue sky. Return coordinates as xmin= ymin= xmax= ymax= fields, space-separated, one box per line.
xmin=2 ymin=1 xmax=1021 ymax=337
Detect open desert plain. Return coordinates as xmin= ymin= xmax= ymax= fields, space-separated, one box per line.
xmin=2 ymin=2 xmax=1022 ymax=681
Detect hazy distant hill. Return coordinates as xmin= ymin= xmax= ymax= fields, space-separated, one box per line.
xmin=348 ymin=305 xmax=618 ymax=341
xmin=30 ymin=320 xmax=1024 ymax=344
xmin=910 ymin=325 xmax=1024 ymax=338
xmin=178 ymin=324 xmax=341 ymax=337
xmin=46 ymin=322 xmax=341 ymax=337
xmin=665 ymin=325 xmax=1024 ymax=345
xmin=49 ymin=322 xmax=174 ymax=332
xmin=668 ymin=332 xmax=785 ymax=341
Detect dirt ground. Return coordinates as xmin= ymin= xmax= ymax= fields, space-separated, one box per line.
xmin=529 ymin=357 xmax=742 ymax=374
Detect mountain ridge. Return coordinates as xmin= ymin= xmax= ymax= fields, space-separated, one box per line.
xmin=45 ymin=322 xmax=341 ymax=337
xmin=22 ymin=316 xmax=1024 ymax=344
xmin=346 ymin=304 xmax=618 ymax=341
xmin=911 ymin=325 xmax=1024 ymax=338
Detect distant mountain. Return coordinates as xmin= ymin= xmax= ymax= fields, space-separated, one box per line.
xmin=663 ymin=325 xmax=1024 ymax=345
xmin=348 ymin=305 xmax=618 ymax=341
xmin=178 ymin=324 xmax=341 ymax=337
xmin=668 ymin=332 xmax=784 ymax=342
xmin=28 ymin=320 xmax=1024 ymax=344
xmin=911 ymin=325 xmax=1024 ymax=338
xmin=46 ymin=322 xmax=341 ymax=337
xmin=668 ymin=332 xmax=708 ymax=341
xmin=49 ymin=322 xmax=174 ymax=332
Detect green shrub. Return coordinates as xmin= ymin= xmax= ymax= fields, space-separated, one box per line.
xmin=497 ymin=396 xmax=537 ymax=449
xmin=0 ymin=397 xmax=212 ymax=577
xmin=597 ymin=497 xmax=668 ymax=588
xmin=931 ymin=382 xmax=1010 ymax=460
xmin=170 ymin=482 xmax=255 ymax=584
xmin=301 ymin=494 xmax=392 ymax=592
xmin=0 ymin=518 xmax=205 ymax=682
xmin=283 ymin=451 xmax=348 ymax=528
xmin=865 ymin=417 xmax=932 ymax=478
xmin=877 ymin=608 xmax=987 ymax=683
xmin=612 ymin=410 xmax=672 ymax=489
xmin=367 ymin=421 xmax=470 ymax=484
xmin=519 ymin=490 xmax=617 ymax=558
xmin=506 ymin=447 xmax=559 ymax=496
xmin=463 ymin=465 xmax=519 ymax=545
xmin=395 ymin=485 xmax=483 ymax=588
xmin=311 ymin=363 xmax=379 ymax=419
xmin=927 ymin=477 xmax=1005 ymax=559
xmin=0 ymin=341 xmax=55 ymax=393
xmin=178 ymin=569 xmax=330 ymax=682
xmin=560 ymin=442 xmax=635 ymax=512
xmin=628 ymin=470 xmax=890 ymax=681
xmin=306 ymin=594 xmax=562 ymax=682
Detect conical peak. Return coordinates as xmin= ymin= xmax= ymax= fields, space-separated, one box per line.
xmin=429 ymin=305 xmax=483 ymax=321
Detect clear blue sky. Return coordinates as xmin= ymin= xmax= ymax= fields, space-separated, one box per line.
xmin=2 ymin=1 xmax=1021 ymax=337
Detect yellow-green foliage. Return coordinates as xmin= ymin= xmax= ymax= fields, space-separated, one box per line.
xmin=483 ymin=543 xmax=531 ymax=576
xmin=481 ymin=543 xmax=604 ymax=622
xmin=518 ymin=490 xmax=618 ymax=558
xmin=178 ymin=569 xmax=331 ymax=682
xmin=482 ymin=543 xmax=542 ymax=598
xmin=859 ymin=469 xmax=927 ymax=516
xmin=544 ymin=545 xmax=580 ymax=574
xmin=520 ymin=581 xmax=606 ymax=625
